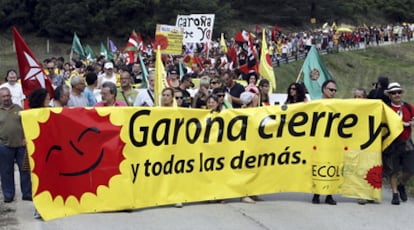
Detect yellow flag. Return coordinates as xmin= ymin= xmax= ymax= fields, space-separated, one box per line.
xmin=220 ymin=33 xmax=228 ymax=53
xmin=259 ymin=29 xmax=276 ymax=92
xmin=154 ymin=46 xmax=166 ymax=106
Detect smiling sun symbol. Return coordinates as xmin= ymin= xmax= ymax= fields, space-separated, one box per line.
xmin=31 ymin=108 xmax=125 ymax=201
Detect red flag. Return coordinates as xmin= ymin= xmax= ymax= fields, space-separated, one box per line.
xmin=147 ymin=35 xmax=154 ymax=49
xmin=193 ymin=54 xmax=204 ymax=71
xmin=124 ymin=31 xmax=139 ymax=64
xmin=234 ymin=30 xmax=258 ymax=74
xmin=255 ymin=24 xmax=261 ymax=34
xmin=226 ymin=43 xmax=238 ymax=65
xmin=13 ymin=27 xmax=54 ymax=103
xmin=137 ymin=33 xmax=147 ymax=53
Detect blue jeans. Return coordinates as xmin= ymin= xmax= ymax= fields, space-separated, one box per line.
xmin=0 ymin=144 xmax=32 ymax=200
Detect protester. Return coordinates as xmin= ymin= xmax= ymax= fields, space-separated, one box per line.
xmin=49 ymin=85 xmax=70 ymax=107
xmin=130 ymin=62 xmax=143 ymax=84
xmin=45 ymin=60 xmax=65 ymax=88
xmin=28 ymin=88 xmax=50 ymax=108
xmin=383 ymin=82 xmax=414 ymax=205
xmin=245 ymin=71 xmax=259 ymax=95
xmin=206 ymin=94 xmax=221 ymax=112
xmin=0 ymin=87 xmax=32 ymax=203
xmin=222 ymin=70 xmax=244 ymax=108
xmin=94 ymin=81 xmax=127 ymax=107
xmin=175 ymin=74 xmax=193 ymax=108
xmin=117 ymin=71 xmax=138 ymax=106
xmin=97 ymin=61 xmax=118 ymax=88
xmin=212 ymin=87 xmax=232 ymax=110
xmin=312 ymin=79 xmax=337 ymax=205
xmin=168 ymin=69 xmax=180 ymax=88
xmin=67 ymin=75 xmax=88 ymax=107
xmin=173 ymin=89 xmax=185 ymax=107
xmin=210 ymin=76 xmax=232 ymax=107
xmin=239 ymin=91 xmax=261 ymax=203
xmin=83 ymin=72 xmax=98 ymax=106
xmin=353 ymin=88 xmax=367 ymax=99
xmin=1 ymin=69 xmax=25 ymax=108
xmin=258 ymin=79 xmax=271 ymax=106
xmin=367 ymin=75 xmax=390 ymax=104
xmin=192 ymin=76 xmax=210 ymax=109
xmin=285 ymin=82 xmax=308 ymax=104
xmin=134 ymin=70 xmax=155 ymax=107
xmin=160 ymin=87 xmax=174 ymax=107
xmin=352 ymin=87 xmax=373 ymax=205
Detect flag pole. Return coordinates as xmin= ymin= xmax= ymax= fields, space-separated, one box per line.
xmin=69 ymin=48 xmax=73 ymax=63
xmin=296 ymin=66 xmax=303 ymax=83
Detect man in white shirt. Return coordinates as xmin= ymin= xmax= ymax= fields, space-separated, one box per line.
xmin=133 ymin=71 xmax=155 ymax=107
xmin=1 ymin=70 xmax=25 ymax=108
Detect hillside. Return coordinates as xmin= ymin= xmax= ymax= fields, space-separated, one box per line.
xmin=275 ymin=42 xmax=414 ymax=101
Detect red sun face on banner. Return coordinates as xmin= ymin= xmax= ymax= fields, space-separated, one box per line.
xmin=365 ymin=165 xmax=382 ymax=189
xmin=154 ymin=34 xmax=169 ymax=50
xmin=32 ymin=108 xmax=125 ymax=202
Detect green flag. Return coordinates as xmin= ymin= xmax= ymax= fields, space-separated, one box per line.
xmin=100 ymin=42 xmax=114 ymax=61
xmin=138 ymin=54 xmax=148 ymax=88
xmin=302 ymin=45 xmax=333 ymax=99
xmin=84 ymin=44 xmax=96 ymax=62
xmin=71 ymin=33 xmax=86 ymax=59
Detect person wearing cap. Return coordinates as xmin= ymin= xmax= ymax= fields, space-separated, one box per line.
xmin=367 ymin=75 xmax=390 ymax=104
xmin=97 ymin=61 xmax=118 ymax=89
xmin=383 ymin=82 xmax=414 ymax=205
xmin=176 ymin=74 xmax=193 ymax=108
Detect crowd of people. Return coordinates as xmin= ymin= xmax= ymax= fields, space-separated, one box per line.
xmin=0 ymin=23 xmax=414 ymax=220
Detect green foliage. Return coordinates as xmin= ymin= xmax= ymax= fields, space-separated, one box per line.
xmin=0 ymin=0 xmax=413 ymax=40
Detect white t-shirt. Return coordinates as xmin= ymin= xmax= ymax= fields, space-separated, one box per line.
xmin=133 ymin=89 xmax=154 ymax=107
xmin=1 ymin=82 xmax=25 ymax=108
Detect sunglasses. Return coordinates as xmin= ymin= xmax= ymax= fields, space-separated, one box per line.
xmin=175 ymin=96 xmax=183 ymax=99
xmin=389 ymin=91 xmax=402 ymax=95
xmin=327 ymin=88 xmax=337 ymax=92
xmin=216 ymin=94 xmax=225 ymax=97
xmin=211 ymin=81 xmax=219 ymax=84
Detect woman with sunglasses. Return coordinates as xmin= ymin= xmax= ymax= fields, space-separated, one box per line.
xmin=285 ymin=82 xmax=308 ymax=104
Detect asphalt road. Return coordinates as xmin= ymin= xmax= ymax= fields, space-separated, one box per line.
xmin=1 ymin=176 xmax=414 ymax=230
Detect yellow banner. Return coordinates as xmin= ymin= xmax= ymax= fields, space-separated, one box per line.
xmin=21 ymin=99 xmax=402 ymax=220
xmin=155 ymin=24 xmax=183 ymax=55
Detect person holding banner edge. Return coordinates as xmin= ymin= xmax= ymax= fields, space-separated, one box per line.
xmin=382 ymin=82 xmax=414 ymax=205
xmin=312 ymin=79 xmax=337 ymax=205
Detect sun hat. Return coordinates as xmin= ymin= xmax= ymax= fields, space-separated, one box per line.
xmin=104 ymin=62 xmax=114 ymax=69
xmin=385 ymin=82 xmax=404 ymax=95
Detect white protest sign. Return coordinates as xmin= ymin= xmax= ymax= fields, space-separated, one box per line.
xmin=176 ymin=14 xmax=215 ymax=43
